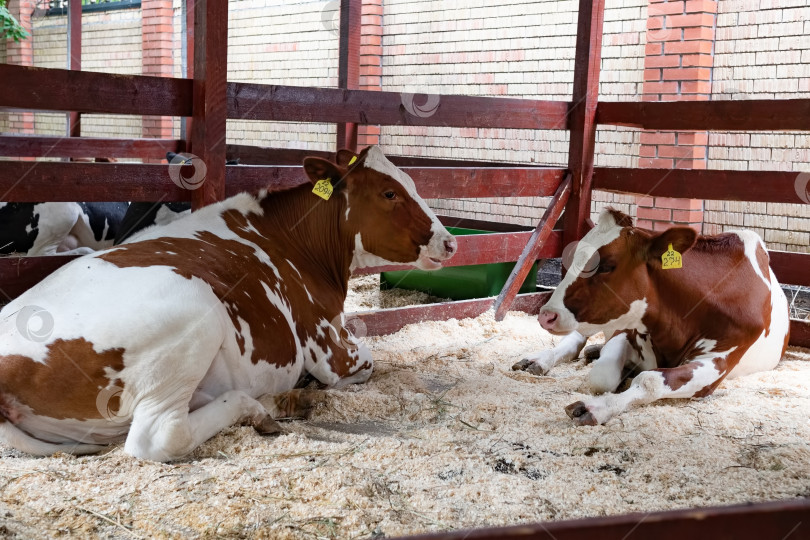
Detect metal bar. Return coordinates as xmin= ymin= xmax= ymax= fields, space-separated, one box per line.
xmin=493 ymin=174 xmax=571 ymax=320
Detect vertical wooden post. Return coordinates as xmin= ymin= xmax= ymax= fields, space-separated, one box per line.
xmin=562 ymin=0 xmax=606 ymax=247
xmin=190 ymin=0 xmax=228 ymax=209
xmin=67 ymin=0 xmax=81 ymax=137
xmin=336 ymin=0 xmax=361 ymax=151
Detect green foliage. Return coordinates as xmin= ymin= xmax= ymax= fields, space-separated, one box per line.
xmin=1 ymin=0 xmax=30 ymax=42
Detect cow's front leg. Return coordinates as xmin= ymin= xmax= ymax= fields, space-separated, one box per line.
xmin=512 ymin=331 xmax=587 ymax=375
xmin=306 ymin=316 xmax=373 ymax=387
xmin=126 ymin=390 xmax=280 ymax=462
xmin=565 ymin=357 xmax=728 ymax=426
xmin=586 ymin=332 xmax=638 ymax=394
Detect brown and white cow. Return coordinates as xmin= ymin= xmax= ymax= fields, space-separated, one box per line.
xmin=0 ymin=146 xmax=456 ymax=461
xmin=513 ymin=208 xmax=790 ymax=425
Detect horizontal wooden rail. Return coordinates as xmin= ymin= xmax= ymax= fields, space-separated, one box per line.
xmin=770 ymin=251 xmax=810 ymax=288
xmin=400 ymin=498 xmax=810 ymax=540
xmin=227 ymin=83 xmax=571 ymax=129
xmin=0 ymin=255 xmax=80 ymax=301
xmin=593 ymin=167 xmax=808 ymax=205
xmin=597 ymin=99 xmax=810 ymax=131
xmin=351 ymin=291 xmax=553 ymax=337
xmin=0 ymin=64 xmax=192 ymax=117
xmin=792 ymin=320 xmax=810 ymax=349
xmin=354 ymin=230 xmax=563 ymax=275
xmin=0 ymin=135 xmax=185 ymax=159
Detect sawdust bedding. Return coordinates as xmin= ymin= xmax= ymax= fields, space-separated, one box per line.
xmin=1 ymin=275 xmax=809 ymax=539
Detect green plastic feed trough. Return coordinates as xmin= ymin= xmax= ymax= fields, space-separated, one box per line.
xmin=380 ymin=226 xmax=537 ymax=300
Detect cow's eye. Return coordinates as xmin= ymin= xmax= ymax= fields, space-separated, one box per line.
xmin=383 ymin=190 xmax=397 ymax=200
xmin=597 ymin=262 xmax=615 ymax=274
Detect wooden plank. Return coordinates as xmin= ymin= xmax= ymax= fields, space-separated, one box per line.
xmin=398 ymin=498 xmax=810 ymax=540
xmin=494 ymin=175 xmax=571 ymax=320
xmin=336 ymin=0 xmax=361 ymax=151
xmin=597 ymin=99 xmax=810 ymax=131
xmin=0 ymin=64 xmax=192 ymax=117
xmin=791 ymin=319 xmax=810 ymax=348
xmin=562 ymin=0 xmax=606 ymax=247
xmin=593 ymin=167 xmax=808 ymax=204
xmin=351 ymin=292 xmax=552 ymax=337
xmin=67 ymin=0 xmax=82 ymax=138
xmin=353 ymin=230 xmax=563 ymax=275
xmin=227 ymin=83 xmax=570 ymax=130
xmin=0 ymin=136 xmax=184 ymax=159
xmin=770 ymin=251 xmax=810 ymax=287
xmin=0 ymin=162 xmax=188 ymax=202
xmin=0 ymin=255 xmax=80 ymax=301
xmin=190 ymin=0 xmax=229 ymax=208
xmin=225 ymin=166 xmax=567 ymax=199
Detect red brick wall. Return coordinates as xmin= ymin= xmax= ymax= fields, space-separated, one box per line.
xmin=358 ymin=0 xmax=382 ymax=147
xmin=4 ymin=0 xmax=36 ymax=135
xmin=637 ymin=0 xmax=717 ymax=231
xmin=141 ymin=0 xmax=174 ymax=143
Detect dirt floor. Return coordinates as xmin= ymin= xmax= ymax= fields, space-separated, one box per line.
xmin=0 ymin=275 xmax=809 ymax=539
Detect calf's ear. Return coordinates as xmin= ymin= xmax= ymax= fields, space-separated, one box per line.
xmin=335 ymin=149 xmax=359 ymax=168
xmin=647 ymin=226 xmax=698 ymax=262
xmin=303 ymin=157 xmax=346 ymax=190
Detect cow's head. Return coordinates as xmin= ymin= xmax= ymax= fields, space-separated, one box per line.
xmin=539 ymin=209 xmax=697 ymax=336
xmin=303 ymin=146 xmax=456 ymax=270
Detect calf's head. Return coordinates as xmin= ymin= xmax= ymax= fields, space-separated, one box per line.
xmin=303 ymin=146 xmax=456 ymax=270
xmin=539 ymin=209 xmax=697 ymax=336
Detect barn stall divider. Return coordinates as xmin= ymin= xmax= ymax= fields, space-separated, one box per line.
xmin=0 ymin=0 xmax=809 ymax=537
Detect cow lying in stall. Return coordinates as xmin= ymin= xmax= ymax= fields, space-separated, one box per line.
xmin=513 ymin=208 xmax=790 ymax=425
xmin=0 ymin=146 xmax=457 ymax=461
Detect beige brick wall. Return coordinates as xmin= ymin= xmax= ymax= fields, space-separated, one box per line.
xmin=379 ymin=0 xmax=647 ymax=227
xmin=706 ymin=1 xmax=810 ymax=252
xmin=30 ymin=8 xmax=143 ymax=138
xmin=224 ymin=0 xmax=338 ymax=151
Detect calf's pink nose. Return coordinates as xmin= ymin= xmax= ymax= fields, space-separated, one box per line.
xmin=538 ymin=310 xmax=558 ymax=330
xmin=444 ymin=238 xmax=457 ymax=256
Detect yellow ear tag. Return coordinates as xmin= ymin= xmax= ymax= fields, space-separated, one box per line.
xmin=661 ymin=243 xmax=682 ymax=270
xmin=348 ymin=155 xmax=357 ymax=165
xmin=312 ymin=179 xmax=333 ymax=200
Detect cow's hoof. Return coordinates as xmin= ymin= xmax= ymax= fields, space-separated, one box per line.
xmin=273 ymin=388 xmax=325 ymax=419
xmin=565 ymin=401 xmax=599 ymax=426
xmin=254 ymin=414 xmax=283 ymax=435
xmin=583 ymin=344 xmax=603 ymax=364
xmin=511 ymin=358 xmax=548 ymax=375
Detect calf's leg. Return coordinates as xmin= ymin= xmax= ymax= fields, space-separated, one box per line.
xmin=565 ymin=356 xmax=727 ymax=426
xmin=512 ymin=331 xmax=587 ymax=375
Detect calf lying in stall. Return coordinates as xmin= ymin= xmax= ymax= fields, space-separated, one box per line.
xmin=514 ymin=208 xmax=790 ymax=425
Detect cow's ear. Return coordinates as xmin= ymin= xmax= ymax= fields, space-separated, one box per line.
xmin=335 ymin=149 xmax=359 ymax=168
xmin=647 ymin=227 xmax=698 ymax=262
xmin=303 ymin=157 xmax=345 ymax=190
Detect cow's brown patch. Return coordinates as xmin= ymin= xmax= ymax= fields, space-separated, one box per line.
xmin=0 ymin=338 xmax=125 ymax=421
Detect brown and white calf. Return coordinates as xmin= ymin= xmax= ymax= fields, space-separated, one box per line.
xmin=514 ymin=209 xmax=790 ymax=425
xmin=0 ymin=146 xmax=456 ymax=461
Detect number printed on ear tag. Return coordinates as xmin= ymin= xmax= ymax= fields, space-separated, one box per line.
xmin=661 ymin=243 xmax=682 ymax=270
xmin=312 ymin=179 xmax=333 ymax=200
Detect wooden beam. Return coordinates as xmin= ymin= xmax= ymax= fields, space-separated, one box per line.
xmin=597 ymin=99 xmax=810 ymax=131
xmin=67 ymin=0 xmax=82 ymax=138
xmin=0 ymin=136 xmax=184 ymax=159
xmin=562 ymin=0 xmax=606 ymax=247
xmin=493 ymin=175 xmax=571 ymax=320
xmin=190 ymin=0 xmax=228 ymax=209
xmin=398 ymin=498 xmax=810 ymax=540
xmin=0 ymin=64 xmax=192 ymax=117
xmin=593 ymin=167 xmax=808 ymax=205
xmin=0 ymin=255 xmax=80 ymax=301
xmin=790 ymin=319 xmax=810 ymax=348
xmin=227 ymin=83 xmax=570 ymax=130
xmin=770 ymin=251 xmax=810 ymax=287
xmin=336 ymin=0 xmax=361 ymax=151
xmin=225 ymin=166 xmax=567 ymax=200
xmin=351 ymin=292 xmax=552 ymax=337
xmin=354 ymin=230 xmax=563 ymax=275
xmin=0 ymin=162 xmax=188 ymax=202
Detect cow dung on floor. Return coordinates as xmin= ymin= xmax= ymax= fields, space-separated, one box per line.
xmin=0 ymin=275 xmax=808 ymax=539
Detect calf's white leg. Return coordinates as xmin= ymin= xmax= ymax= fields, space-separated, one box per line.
xmin=512 ymin=331 xmax=587 ymax=375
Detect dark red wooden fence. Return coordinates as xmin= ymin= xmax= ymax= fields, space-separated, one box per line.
xmin=1 ymin=0 xmax=810 ymax=535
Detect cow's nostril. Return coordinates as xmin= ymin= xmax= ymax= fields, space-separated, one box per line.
xmin=444 ymin=239 xmax=457 ymax=255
